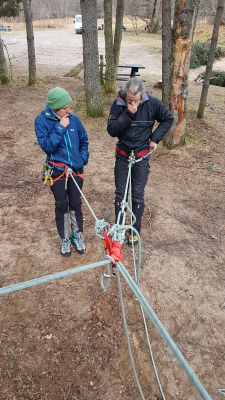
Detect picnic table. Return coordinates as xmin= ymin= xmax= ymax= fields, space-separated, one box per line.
xmin=0 ymin=25 xmax=12 ymax=32
xmin=101 ymin=63 xmax=145 ymax=81
xmin=117 ymin=63 xmax=145 ymax=80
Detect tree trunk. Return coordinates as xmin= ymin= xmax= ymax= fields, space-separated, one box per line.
xmin=23 ymin=0 xmax=36 ymax=85
xmin=197 ymin=0 xmax=224 ymax=119
xmin=65 ymin=61 xmax=84 ymax=77
xmin=0 ymin=36 xmax=9 ymax=84
xmin=104 ymin=0 xmax=115 ymax=92
xmin=154 ymin=0 xmax=162 ymax=33
xmin=164 ymin=0 xmax=200 ymax=147
xmin=80 ymin=0 xmax=104 ymax=117
xmin=148 ymin=0 xmax=162 ymax=34
xmin=99 ymin=54 xmax=104 ymax=86
xmin=162 ymin=0 xmax=173 ymax=109
xmin=113 ymin=0 xmax=125 ymax=81
xmin=132 ymin=0 xmax=138 ymax=35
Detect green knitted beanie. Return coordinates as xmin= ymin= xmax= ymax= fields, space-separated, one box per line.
xmin=46 ymin=87 xmax=72 ymax=110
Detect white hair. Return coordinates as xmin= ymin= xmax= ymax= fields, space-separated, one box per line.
xmin=121 ymin=77 xmax=145 ymax=98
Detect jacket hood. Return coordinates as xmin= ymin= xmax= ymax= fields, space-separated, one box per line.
xmin=44 ymin=105 xmax=60 ymax=120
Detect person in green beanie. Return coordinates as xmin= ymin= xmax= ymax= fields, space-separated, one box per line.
xmin=35 ymin=87 xmax=89 ymax=257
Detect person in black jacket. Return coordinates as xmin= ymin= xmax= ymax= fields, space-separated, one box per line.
xmin=107 ymin=78 xmax=173 ymax=246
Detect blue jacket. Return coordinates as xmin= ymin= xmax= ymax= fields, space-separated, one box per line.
xmin=107 ymin=91 xmax=173 ymax=152
xmin=35 ymin=106 xmax=89 ymax=171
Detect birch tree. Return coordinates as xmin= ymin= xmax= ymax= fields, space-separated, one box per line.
xmin=22 ymin=0 xmax=36 ymax=85
xmin=80 ymin=0 xmax=104 ymax=117
xmin=197 ymin=0 xmax=224 ymax=119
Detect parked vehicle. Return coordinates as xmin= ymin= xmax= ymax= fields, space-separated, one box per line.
xmin=75 ymin=15 xmax=82 ymax=34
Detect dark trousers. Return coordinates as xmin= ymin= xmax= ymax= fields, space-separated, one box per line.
xmin=50 ymin=168 xmax=83 ymax=239
xmin=114 ymin=154 xmax=150 ymax=233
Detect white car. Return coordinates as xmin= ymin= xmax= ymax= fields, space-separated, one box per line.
xmin=75 ymin=15 xmax=82 ymax=34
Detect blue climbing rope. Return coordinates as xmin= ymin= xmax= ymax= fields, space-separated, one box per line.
xmin=117 ymin=260 xmax=212 ymax=400
xmin=0 ymin=260 xmax=109 ymax=296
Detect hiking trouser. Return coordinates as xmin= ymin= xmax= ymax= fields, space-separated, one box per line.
xmin=114 ymin=154 xmax=150 ymax=233
xmin=50 ymin=167 xmax=83 ymax=239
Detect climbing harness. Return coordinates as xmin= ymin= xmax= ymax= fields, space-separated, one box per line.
xmin=41 ymin=160 xmax=83 ymax=188
xmin=116 ymin=145 xmax=155 ymax=165
xmin=116 ymin=145 xmax=149 ymax=158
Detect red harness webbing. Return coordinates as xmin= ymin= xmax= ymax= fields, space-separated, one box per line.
xmin=48 ymin=161 xmax=83 ymax=186
xmin=116 ymin=146 xmax=149 ymax=158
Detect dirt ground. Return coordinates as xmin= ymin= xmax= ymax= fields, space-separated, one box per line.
xmin=0 ymin=23 xmax=225 ymax=400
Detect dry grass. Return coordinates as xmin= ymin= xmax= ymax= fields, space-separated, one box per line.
xmin=193 ymin=20 xmax=225 ymax=51
xmin=0 ymin=18 xmax=74 ymax=31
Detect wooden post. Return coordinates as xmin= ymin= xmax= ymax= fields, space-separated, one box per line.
xmin=100 ymin=54 xmax=104 ymax=86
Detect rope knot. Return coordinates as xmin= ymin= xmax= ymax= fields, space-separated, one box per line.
xmin=95 ymin=219 xmax=108 ymax=235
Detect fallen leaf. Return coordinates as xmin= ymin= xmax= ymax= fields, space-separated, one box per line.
xmin=45 ymin=334 xmax=52 ymax=339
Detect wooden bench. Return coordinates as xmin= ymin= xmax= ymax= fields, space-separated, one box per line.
xmin=0 ymin=25 xmax=12 ymax=32
xmin=101 ymin=63 xmax=145 ymax=82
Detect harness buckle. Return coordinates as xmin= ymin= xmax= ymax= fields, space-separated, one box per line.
xmin=128 ymin=150 xmax=136 ymax=167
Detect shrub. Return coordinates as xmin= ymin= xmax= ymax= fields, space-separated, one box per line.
xmin=190 ymin=41 xmax=221 ymax=69
xmin=210 ymin=71 xmax=225 ymax=86
xmin=195 ymin=70 xmax=225 ymax=87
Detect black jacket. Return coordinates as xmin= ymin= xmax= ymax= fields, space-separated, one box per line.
xmin=107 ymin=91 xmax=174 ymax=152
